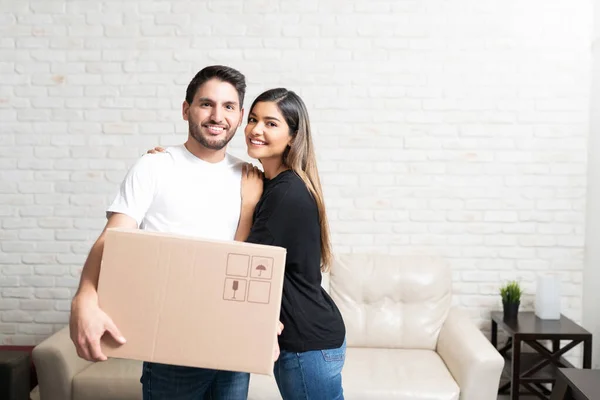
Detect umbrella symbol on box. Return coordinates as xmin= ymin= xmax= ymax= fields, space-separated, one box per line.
xmin=255 ymin=265 xmax=266 ymax=277
xmin=251 ymin=256 xmax=273 ymax=279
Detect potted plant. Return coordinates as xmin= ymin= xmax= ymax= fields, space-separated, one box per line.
xmin=500 ymin=280 xmax=522 ymax=320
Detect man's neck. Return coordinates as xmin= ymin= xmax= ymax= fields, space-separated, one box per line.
xmin=184 ymin=139 xmax=227 ymax=164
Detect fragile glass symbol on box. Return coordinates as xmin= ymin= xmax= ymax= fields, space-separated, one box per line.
xmin=232 ymin=280 xmax=239 ymax=299
xmin=223 ymin=278 xmax=246 ymax=302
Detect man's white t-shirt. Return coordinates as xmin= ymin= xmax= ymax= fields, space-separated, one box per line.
xmin=107 ymin=144 xmax=245 ymax=241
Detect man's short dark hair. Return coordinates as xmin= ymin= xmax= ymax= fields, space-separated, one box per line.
xmin=185 ymin=65 xmax=246 ymax=108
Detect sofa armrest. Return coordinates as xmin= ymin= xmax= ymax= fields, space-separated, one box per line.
xmin=437 ymin=307 xmax=504 ymax=400
xmin=32 ymin=326 xmax=92 ymax=400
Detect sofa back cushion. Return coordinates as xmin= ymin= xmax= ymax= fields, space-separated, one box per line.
xmin=329 ymin=254 xmax=452 ymax=350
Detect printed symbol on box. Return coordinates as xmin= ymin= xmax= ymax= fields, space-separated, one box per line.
xmin=251 ymin=256 xmax=273 ymax=280
xmin=223 ymin=278 xmax=246 ymax=302
xmin=227 ymin=253 xmax=249 ymax=277
xmin=247 ymin=280 xmax=271 ymax=304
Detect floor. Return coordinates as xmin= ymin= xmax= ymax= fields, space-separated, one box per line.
xmin=30 ymin=382 xmax=548 ymax=400
xmin=498 ymin=387 xmax=552 ymax=399
xmin=498 ymin=396 xmax=539 ymax=399
xmin=30 ymin=386 xmax=546 ymax=400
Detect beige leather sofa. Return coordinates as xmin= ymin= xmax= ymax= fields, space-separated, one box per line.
xmin=32 ymin=254 xmax=504 ymax=400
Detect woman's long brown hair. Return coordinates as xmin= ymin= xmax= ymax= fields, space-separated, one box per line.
xmin=249 ymin=88 xmax=332 ymax=271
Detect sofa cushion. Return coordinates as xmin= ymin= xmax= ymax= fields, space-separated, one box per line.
xmin=248 ymin=348 xmax=460 ymax=400
xmin=342 ymin=348 xmax=459 ymax=400
xmin=72 ymin=358 xmax=142 ymax=400
xmin=330 ymin=254 xmax=452 ymax=350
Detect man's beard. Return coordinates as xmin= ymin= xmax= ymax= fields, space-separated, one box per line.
xmin=189 ymin=119 xmax=237 ymax=151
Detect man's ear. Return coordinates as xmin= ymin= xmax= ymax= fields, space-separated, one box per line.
xmin=182 ymin=100 xmax=190 ymax=121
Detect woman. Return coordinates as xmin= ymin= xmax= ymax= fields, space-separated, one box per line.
xmin=149 ymin=88 xmax=346 ymax=400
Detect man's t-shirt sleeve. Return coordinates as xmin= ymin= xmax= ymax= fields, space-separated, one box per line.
xmin=106 ymin=155 xmax=160 ymax=227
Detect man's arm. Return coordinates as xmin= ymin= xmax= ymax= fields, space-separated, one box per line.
xmin=70 ymin=151 xmax=160 ymax=361
xmin=73 ymin=213 xmax=137 ymax=301
xmin=69 ymin=213 xmax=137 ymax=362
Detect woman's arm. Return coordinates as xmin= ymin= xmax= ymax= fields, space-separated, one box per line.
xmin=235 ymin=203 xmax=257 ymax=241
xmin=235 ymin=163 xmax=264 ymax=242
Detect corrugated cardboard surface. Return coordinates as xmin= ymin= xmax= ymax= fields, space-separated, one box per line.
xmin=97 ymin=227 xmax=286 ymax=376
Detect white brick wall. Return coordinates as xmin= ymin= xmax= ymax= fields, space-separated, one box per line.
xmin=584 ymin=0 xmax=600 ymax=369
xmin=0 ymin=0 xmax=593 ymax=345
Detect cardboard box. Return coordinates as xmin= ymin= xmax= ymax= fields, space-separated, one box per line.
xmin=97 ymin=227 xmax=286 ymax=376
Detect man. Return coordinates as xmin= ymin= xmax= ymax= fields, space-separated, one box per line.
xmin=69 ymin=65 xmax=273 ymax=399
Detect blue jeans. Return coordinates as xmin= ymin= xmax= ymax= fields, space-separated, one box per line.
xmin=273 ymin=338 xmax=346 ymax=400
xmin=140 ymin=361 xmax=249 ymax=400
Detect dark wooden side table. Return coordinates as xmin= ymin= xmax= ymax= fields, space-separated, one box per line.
xmin=491 ymin=311 xmax=592 ymax=400
xmin=550 ymin=368 xmax=600 ymax=400
xmin=0 ymin=350 xmax=31 ymax=400
xmin=0 ymin=346 xmax=37 ymax=392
